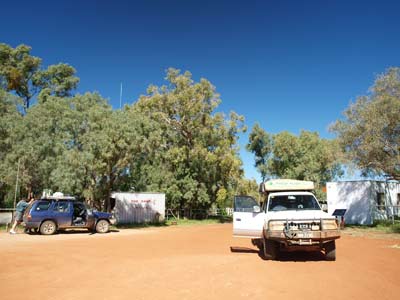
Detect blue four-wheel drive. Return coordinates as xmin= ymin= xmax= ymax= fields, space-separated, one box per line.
xmin=23 ymin=196 xmax=116 ymax=235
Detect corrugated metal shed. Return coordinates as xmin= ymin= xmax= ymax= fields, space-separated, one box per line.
xmin=111 ymin=192 xmax=165 ymax=224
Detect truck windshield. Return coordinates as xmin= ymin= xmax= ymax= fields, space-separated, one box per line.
xmin=268 ymin=195 xmax=320 ymax=211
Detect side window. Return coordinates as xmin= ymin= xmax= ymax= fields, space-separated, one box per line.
xmin=74 ymin=203 xmax=85 ymax=211
xmin=376 ymin=192 xmax=385 ymax=211
xmin=54 ymin=201 xmax=70 ymax=213
xmin=73 ymin=203 xmax=86 ymax=215
xmin=234 ymin=196 xmax=258 ymax=212
xmin=35 ymin=201 xmax=51 ymax=211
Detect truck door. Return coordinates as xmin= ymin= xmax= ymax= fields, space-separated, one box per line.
xmin=233 ymin=195 xmax=265 ymax=238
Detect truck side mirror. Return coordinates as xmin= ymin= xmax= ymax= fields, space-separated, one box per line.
xmin=253 ymin=205 xmax=261 ymax=213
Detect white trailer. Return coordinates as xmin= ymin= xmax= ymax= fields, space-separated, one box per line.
xmin=326 ymin=180 xmax=400 ymax=225
xmin=110 ymin=192 xmax=165 ymax=224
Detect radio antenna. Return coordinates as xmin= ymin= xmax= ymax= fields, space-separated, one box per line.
xmin=119 ymin=82 xmax=123 ymax=109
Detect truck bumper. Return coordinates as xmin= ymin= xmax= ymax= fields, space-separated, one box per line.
xmin=266 ymin=230 xmax=340 ymax=246
xmin=22 ymin=221 xmax=41 ymax=229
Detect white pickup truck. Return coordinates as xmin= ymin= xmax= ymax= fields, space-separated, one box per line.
xmin=233 ymin=179 xmax=340 ymax=261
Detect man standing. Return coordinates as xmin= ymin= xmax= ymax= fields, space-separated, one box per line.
xmin=9 ymin=197 xmax=34 ymax=234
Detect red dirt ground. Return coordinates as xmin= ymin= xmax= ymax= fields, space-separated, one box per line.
xmin=1 ymin=224 xmax=399 ymax=300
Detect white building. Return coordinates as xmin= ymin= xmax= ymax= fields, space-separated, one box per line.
xmin=326 ymin=180 xmax=400 ymax=225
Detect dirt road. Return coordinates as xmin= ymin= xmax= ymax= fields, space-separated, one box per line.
xmin=1 ymin=224 xmax=399 ymax=300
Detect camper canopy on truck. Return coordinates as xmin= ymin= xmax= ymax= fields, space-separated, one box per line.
xmin=259 ymin=179 xmax=314 ymax=193
xmin=233 ymin=179 xmax=340 ymax=261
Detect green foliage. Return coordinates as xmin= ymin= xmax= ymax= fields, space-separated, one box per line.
xmin=1 ymin=44 xmax=397 ymax=214
xmin=165 ymin=218 xmax=229 ymax=226
xmin=347 ymin=220 xmax=400 ymax=234
xmin=0 ymin=91 xmax=153 ymax=210
xmin=0 ymin=60 xmax=246 ymax=212
xmin=0 ymin=91 xmax=22 ymax=205
xmin=331 ymin=68 xmax=400 ymax=180
xmin=0 ymin=43 xmax=79 ymax=112
xmin=247 ymin=125 xmax=343 ymax=194
xmin=235 ymin=178 xmax=259 ymax=200
xmin=133 ymin=68 xmax=246 ymax=210
xmin=246 ymin=123 xmax=272 ymax=181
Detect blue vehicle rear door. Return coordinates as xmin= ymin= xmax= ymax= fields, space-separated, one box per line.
xmin=52 ymin=201 xmax=72 ymax=228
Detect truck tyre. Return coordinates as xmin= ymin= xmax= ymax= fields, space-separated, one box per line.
xmin=96 ymin=220 xmax=110 ymax=233
xmin=251 ymin=238 xmax=262 ymax=250
xmin=262 ymin=238 xmax=279 ymax=260
xmin=325 ymin=240 xmax=336 ymax=261
xmin=40 ymin=220 xmax=57 ymax=235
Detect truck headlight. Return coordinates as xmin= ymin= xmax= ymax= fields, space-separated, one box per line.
xmin=268 ymin=221 xmax=285 ymax=231
xmin=322 ymin=219 xmax=338 ymax=230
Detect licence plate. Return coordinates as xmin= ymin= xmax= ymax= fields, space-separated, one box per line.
xmin=297 ymin=231 xmax=312 ymax=238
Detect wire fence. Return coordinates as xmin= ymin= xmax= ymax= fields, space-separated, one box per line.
xmin=165 ymin=208 xmax=233 ymax=220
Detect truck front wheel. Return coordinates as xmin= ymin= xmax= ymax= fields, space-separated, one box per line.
xmin=325 ymin=240 xmax=336 ymax=261
xmin=262 ymin=238 xmax=279 ymax=260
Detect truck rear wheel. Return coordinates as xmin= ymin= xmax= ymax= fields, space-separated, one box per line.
xmin=325 ymin=240 xmax=336 ymax=261
xmin=262 ymin=238 xmax=279 ymax=260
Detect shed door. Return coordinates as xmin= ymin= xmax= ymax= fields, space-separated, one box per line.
xmin=233 ymin=196 xmax=265 ymax=238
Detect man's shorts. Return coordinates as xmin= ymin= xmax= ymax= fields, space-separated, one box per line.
xmin=14 ymin=211 xmax=23 ymax=223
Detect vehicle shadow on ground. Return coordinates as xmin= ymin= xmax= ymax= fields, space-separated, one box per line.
xmin=258 ymin=250 xmax=327 ymax=262
xmin=26 ymin=229 xmax=120 ymax=236
xmin=230 ymin=246 xmax=326 ymax=262
xmin=61 ymin=229 xmax=121 ymax=235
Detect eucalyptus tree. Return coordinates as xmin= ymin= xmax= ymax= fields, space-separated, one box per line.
xmin=0 ymin=94 xmax=74 ymax=201
xmin=270 ymin=131 xmax=343 ymax=188
xmin=50 ymin=93 xmax=151 ymax=210
xmin=0 ymin=43 xmax=79 ymax=112
xmin=133 ymin=68 xmax=246 ymax=210
xmin=247 ymin=125 xmax=342 ymax=197
xmin=331 ymin=67 xmax=400 ymax=180
xmin=0 ymin=91 xmax=22 ymax=205
xmin=246 ymin=123 xmax=272 ymax=181
xmin=0 ymin=92 xmax=149 ymax=210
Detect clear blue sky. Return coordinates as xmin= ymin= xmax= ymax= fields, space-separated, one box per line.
xmin=1 ymin=0 xmax=399 ymax=181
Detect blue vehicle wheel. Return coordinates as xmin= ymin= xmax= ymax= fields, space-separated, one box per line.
xmin=40 ymin=220 xmax=57 ymax=235
xmin=95 ymin=220 xmax=110 ymax=233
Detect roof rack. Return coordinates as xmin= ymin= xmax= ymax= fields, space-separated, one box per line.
xmin=41 ymin=195 xmax=77 ymax=201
